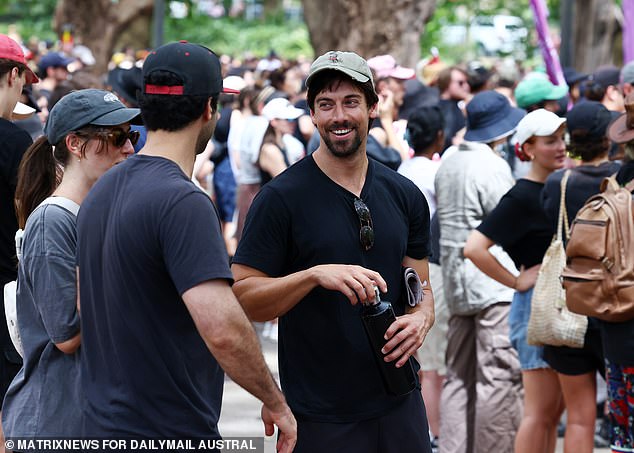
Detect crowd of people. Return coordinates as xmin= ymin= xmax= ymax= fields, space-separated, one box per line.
xmin=0 ymin=27 xmax=634 ymax=453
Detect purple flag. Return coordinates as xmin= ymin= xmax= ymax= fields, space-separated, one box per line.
xmin=624 ymin=0 xmax=634 ymax=64
xmin=529 ymin=0 xmax=566 ymax=87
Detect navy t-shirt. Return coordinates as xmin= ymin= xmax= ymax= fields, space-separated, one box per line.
xmin=76 ymin=155 xmax=232 ymax=436
xmin=477 ymin=179 xmax=552 ymax=269
xmin=233 ymin=155 xmax=430 ymax=422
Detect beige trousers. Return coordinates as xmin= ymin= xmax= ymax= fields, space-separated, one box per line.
xmin=439 ymin=302 xmax=523 ymax=453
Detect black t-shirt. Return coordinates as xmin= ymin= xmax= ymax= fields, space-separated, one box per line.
xmin=77 ymin=155 xmax=232 ymax=436
xmin=233 ymin=155 xmax=430 ymax=422
xmin=616 ymin=160 xmax=634 ymax=186
xmin=477 ymin=179 xmax=552 ymax=269
xmin=541 ymin=162 xmax=621 ymax=230
xmin=0 ymin=118 xmax=32 ymax=284
xmin=542 ymin=162 xmax=632 ymax=360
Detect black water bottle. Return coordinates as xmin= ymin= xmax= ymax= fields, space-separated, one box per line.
xmin=361 ymin=288 xmax=417 ymax=396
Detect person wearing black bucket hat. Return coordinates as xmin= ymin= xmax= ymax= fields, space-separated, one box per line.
xmin=2 ymin=88 xmax=138 ymax=439
xmin=75 ymin=41 xmax=296 ymax=448
xmin=435 ymin=90 xmax=525 ymax=453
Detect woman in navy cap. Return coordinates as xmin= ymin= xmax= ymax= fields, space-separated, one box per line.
xmin=2 ymin=89 xmax=139 ymax=438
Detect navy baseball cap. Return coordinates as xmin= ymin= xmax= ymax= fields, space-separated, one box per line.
xmin=38 ymin=51 xmax=74 ymax=73
xmin=44 ymin=89 xmax=140 ymax=144
xmin=566 ymin=101 xmax=612 ymax=140
xmin=142 ymin=41 xmax=238 ymax=96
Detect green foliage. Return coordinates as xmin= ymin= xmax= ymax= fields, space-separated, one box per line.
xmin=164 ymin=15 xmax=313 ymax=59
xmin=0 ymin=0 xmax=57 ymax=42
xmin=420 ymin=0 xmax=563 ymax=64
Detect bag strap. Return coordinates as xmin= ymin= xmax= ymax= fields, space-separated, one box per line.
xmin=557 ymin=170 xmax=571 ymax=241
xmin=15 ymin=197 xmax=80 ymax=261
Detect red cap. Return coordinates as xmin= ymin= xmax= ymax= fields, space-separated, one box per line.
xmin=0 ymin=34 xmax=39 ymax=84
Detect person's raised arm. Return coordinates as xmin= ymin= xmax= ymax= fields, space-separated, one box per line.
xmin=231 ymin=263 xmax=387 ymax=322
xmin=182 ymin=279 xmax=296 ymax=453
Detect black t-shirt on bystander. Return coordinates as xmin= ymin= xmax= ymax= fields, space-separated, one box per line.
xmin=477 ymin=179 xmax=552 ymax=269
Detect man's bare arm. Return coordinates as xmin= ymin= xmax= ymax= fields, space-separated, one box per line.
xmin=231 ymin=263 xmax=387 ymax=322
xmin=182 ymin=280 xmax=296 ymax=452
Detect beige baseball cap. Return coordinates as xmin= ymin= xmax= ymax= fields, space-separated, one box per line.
xmin=306 ymin=50 xmax=374 ymax=89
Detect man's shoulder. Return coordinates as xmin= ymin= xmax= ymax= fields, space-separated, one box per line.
xmin=86 ymin=156 xmax=205 ymax=216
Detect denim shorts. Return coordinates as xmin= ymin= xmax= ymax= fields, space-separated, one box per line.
xmin=508 ymin=288 xmax=550 ymax=370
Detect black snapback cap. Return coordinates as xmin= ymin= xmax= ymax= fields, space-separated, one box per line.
xmin=142 ymin=40 xmax=225 ymax=96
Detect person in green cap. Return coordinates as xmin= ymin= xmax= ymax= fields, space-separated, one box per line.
xmin=514 ymin=74 xmax=568 ymax=113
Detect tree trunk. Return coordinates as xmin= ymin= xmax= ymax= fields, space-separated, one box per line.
xmin=54 ymin=0 xmax=154 ymax=76
xmin=573 ymin=0 xmax=621 ymax=71
xmin=301 ymin=0 xmax=437 ymax=68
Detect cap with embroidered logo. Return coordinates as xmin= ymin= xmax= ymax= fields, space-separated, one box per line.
xmin=44 ymin=89 xmax=140 ymax=144
xmin=306 ymin=50 xmax=374 ymax=90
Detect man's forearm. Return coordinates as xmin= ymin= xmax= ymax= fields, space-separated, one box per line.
xmin=232 ymin=265 xmax=319 ymax=322
xmin=212 ymin=318 xmax=287 ymax=412
xmin=183 ymin=281 xmax=288 ymax=411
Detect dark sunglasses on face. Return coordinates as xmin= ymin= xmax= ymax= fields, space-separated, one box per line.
xmin=105 ymin=128 xmax=140 ymax=147
xmin=353 ymin=198 xmax=374 ymax=251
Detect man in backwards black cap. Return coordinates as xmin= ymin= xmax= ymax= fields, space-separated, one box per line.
xmin=76 ymin=41 xmax=296 ymax=450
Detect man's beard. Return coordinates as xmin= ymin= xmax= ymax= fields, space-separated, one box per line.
xmin=320 ymin=125 xmax=363 ymax=158
xmin=195 ymin=119 xmax=215 ymax=155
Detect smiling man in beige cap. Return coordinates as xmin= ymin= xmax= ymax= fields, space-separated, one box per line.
xmin=233 ymin=50 xmax=435 ymax=452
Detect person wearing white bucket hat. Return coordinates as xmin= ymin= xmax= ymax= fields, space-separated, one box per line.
xmin=464 ymin=109 xmax=567 ymax=453
xmin=435 ymin=90 xmax=525 ymax=453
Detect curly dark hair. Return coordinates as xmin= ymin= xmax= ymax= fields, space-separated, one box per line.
xmin=567 ymin=130 xmax=610 ymax=162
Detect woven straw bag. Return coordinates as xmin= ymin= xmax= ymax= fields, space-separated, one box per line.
xmin=527 ymin=170 xmax=588 ymax=348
